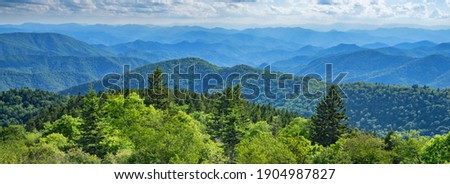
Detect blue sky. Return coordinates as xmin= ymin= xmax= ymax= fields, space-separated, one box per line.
xmin=0 ymin=0 xmax=449 ymax=29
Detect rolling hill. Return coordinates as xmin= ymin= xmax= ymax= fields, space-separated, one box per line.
xmin=0 ymin=32 xmax=112 ymax=56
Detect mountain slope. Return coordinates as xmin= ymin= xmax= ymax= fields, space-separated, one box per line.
xmin=0 ymin=33 xmax=151 ymax=91
xmin=59 ymin=57 xmax=264 ymax=95
xmin=0 ymin=32 xmax=112 ymax=56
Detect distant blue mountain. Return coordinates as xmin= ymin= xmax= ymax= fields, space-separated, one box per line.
xmin=270 ymin=55 xmax=311 ymax=72
xmin=0 ymin=28 xmax=449 ymax=90
xmin=104 ymin=39 xmax=303 ymax=66
xmin=293 ymin=50 xmax=449 ymax=88
xmin=317 ymin=44 xmax=365 ymax=56
xmin=362 ymin=42 xmax=390 ymax=49
xmin=394 ymin=41 xmax=436 ymax=49
xmin=2 ymin=23 xmax=450 ymax=47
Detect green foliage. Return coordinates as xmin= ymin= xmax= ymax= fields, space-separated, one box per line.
xmin=40 ymin=133 xmax=70 ymax=150
xmin=0 ymin=140 xmax=29 ymax=164
xmin=342 ymin=83 xmax=450 ymax=136
xmin=0 ymin=88 xmax=67 ymax=126
xmin=145 ymin=66 xmax=169 ymax=109
xmin=313 ymin=140 xmax=352 ymax=164
xmin=391 ymin=131 xmax=428 ymax=164
xmin=0 ymin=77 xmax=449 ymax=164
xmin=0 ymin=125 xmax=27 ymax=141
xmin=256 ymin=82 xmax=450 ymax=137
xmin=236 ymin=121 xmax=296 ymax=164
xmin=129 ymin=109 xmax=224 ymax=164
xmin=26 ymin=142 xmax=67 ymax=164
xmin=78 ymin=89 xmax=107 ymax=157
xmin=278 ymin=118 xmax=317 ymax=163
xmin=420 ymin=132 xmax=450 ymax=164
xmin=43 ymin=115 xmax=82 ymax=142
xmin=65 ymin=148 xmax=101 ymax=164
xmin=342 ymin=132 xmax=392 ymax=164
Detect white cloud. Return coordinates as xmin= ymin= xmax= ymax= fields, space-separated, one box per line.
xmin=0 ymin=0 xmax=449 ymax=26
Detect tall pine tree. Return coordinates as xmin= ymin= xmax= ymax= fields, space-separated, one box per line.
xmin=79 ymin=89 xmax=106 ymax=157
xmin=146 ymin=67 xmax=169 ymax=109
xmin=311 ymin=85 xmax=348 ymax=146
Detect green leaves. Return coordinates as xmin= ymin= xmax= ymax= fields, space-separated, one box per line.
xmin=421 ymin=132 xmax=450 ymax=164
xmin=43 ymin=115 xmax=82 ymax=142
xmin=341 ymin=132 xmax=392 ymax=164
xmin=236 ymin=122 xmax=296 ymax=164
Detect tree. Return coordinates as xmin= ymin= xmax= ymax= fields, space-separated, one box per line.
xmin=217 ymin=85 xmax=249 ymax=162
xmin=236 ymin=121 xmax=296 ymax=164
xmin=391 ymin=131 xmax=427 ymax=164
xmin=78 ymin=89 xmax=106 ymax=157
xmin=146 ymin=67 xmax=168 ymax=109
xmin=278 ymin=118 xmax=317 ymax=163
xmin=383 ymin=130 xmax=395 ymax=151
xmin=421 ymin=132 xmax=450 ymax=164
xmin=342 ymin=132 xmax=392 ymax=164
xmin=313 ymin=140 xmax=352 ymax=164
xmin=310 ymin=85 xmax=348 ymax=146
xmin=43 ymin=115 xmax=82 ymax=142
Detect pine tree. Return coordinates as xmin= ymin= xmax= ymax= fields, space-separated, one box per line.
xmin=78 ymin=89 xmax=106 ymax=157
xmin=146 ymin=67 xmax=168 ymax=109
xmin=311 ymin=85 xmax=348 ymax=146
xmin=384 ymin=130 xmax=395 ymax=151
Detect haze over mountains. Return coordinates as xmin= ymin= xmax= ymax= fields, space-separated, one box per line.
xmin=0 ymin=23 xmax=449 ymax=91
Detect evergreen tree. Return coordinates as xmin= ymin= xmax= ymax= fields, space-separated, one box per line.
xmin=311 ymin=85 xmax=348 ymax=146
xmin=384 ymin=130 xmax=395 ymax=151
xmin=78 ymin=89 xmax=106 ymax=157
xmin=146 ymin=67 xmax=168 ymax=109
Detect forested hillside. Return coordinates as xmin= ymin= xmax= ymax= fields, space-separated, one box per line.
xmin=61 ymin=58 xmax=450 ymax=136
xmin=0 ymin=32 xmax=111 ymax=56
xmin=1 ymin=80 xmax=448 ymax=164
xmin=0 ymin=33 xmax=151 ymax=91
xmin=0 ymin=88 xmax=68 ymax=125
xmin=264 ymin=83 xmax=450 ymax=136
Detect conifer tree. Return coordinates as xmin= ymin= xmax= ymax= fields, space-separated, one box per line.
xmin=79 ymin=89 xmax=106 ymax=157
xmin=311 ymin=85 xmax=348 ymax=146
xmin=146 ymin=67 xmax=168 ymax=109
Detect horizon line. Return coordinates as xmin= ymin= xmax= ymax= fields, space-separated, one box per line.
xmin=1 ymin=22 xmax=450 ymax=31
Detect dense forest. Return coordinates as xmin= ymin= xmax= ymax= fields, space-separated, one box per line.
xmin=262 ymin=82 xmax=450 ymax=136
xmin=62 ymin=58 xmax=450 ymax=136
xmin=0 ymin=68 xmax=449 ymax=164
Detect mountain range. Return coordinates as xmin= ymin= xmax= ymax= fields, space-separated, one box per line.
xmin=0 ymin=26 xmax=449 ymax=92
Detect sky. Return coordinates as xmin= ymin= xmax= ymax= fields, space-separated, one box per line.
xmin=0 ymin=0 xmax=449 ymax=29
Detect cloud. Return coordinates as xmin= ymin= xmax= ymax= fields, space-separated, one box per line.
xmin=0 ymin=0 xmax=449 ymax=26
